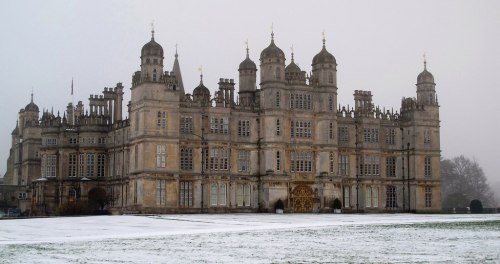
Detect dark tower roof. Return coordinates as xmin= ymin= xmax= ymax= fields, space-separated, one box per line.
xmin=285 ymin=52 xmax=301 ymax=72
xmin=260 ymin=33 xmax=285 ymax=60
xmin=312 ymin=38 xmax=336 ymax=65
xmin=141 ymin=29 xmax=164 ymax=57
xmin=417 ymin=61 xmax=435 ymax=84
xmin=239 ymin=46 xmax=257 ymax=70
xmin=24 ymin=93 xmax=39 ymax=112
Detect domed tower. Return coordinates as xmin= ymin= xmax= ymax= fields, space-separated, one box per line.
xmin=238 ymin=45 xmax=257 ymax=106
xmin=285 ymin=51 xmax=306 ymax=84
xmin=19 ymin=93 xmax=40 ymax=132
xmin=416 ymin=59 xmax=437 ymax=106
xmin=311 ymin=37 xmax=337 ymax=88
xmin=259 ymin=32 xmax=285 ymax=85
xmin=140 ymin=28 xmax=164 ymax=81
xmin=193 ymin=74 xmax=211 ymax=107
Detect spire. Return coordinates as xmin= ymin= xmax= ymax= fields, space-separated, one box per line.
xmin=30 ymin=91 xmax=33 ymax=103
xmin=322 ymin=31 xmax=326 ymax=48
xmin=245 ymin=40 xmax=249 ymax=58
xmin=198 ymin=66 xmax=203 ymax=84
xmin=271 ymin=23 xmax=274 ymax=42
xmin=151 ymin=20 xmax=155 ymax=40
xmin=172 ymin=46 xmax=185 ymax=94
xmin=423 ymin=53 xmax=427 ymax=70
xmin=290 ymin=45 xmax=295 ymax=63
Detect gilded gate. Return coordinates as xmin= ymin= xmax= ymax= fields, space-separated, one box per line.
xmin=292 ymin=184 xmax=314 ymax=213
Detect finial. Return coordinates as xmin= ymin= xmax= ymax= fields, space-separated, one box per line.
xmin=198 ymin=66 xmax=203 ymax=83
xmin=322 ymin=30 xmax=326 ymax=48
xmin=423 ymin=53 xmax=427 ymax=70
xmin=175 ymin=43 xmax=178 ymax=58
xmin=245 ymin=40 xmax=249 ymax=58
xmin=151 ymin=20 xmax=155 ymax=40
xmin=290 ymin=45 xmax=294 ymax=62
xmin=271 ymin=23 xmax=274 ymax=41
xmin=30 ymin=87 xmax=34 ymax=103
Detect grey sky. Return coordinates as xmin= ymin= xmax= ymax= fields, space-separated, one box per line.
xmin=1 ymin=1 xmax=499 ymax=185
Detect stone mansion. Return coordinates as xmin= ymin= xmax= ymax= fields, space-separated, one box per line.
xmin=1 ymin=30 xmax=441 ymax=215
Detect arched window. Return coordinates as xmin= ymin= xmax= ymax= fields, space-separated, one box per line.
xmin=69 ymin=189 xmax=77 ymax=202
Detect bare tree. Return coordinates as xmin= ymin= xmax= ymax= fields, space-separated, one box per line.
xmin=441 ymin=155 xmax=495 ymax=208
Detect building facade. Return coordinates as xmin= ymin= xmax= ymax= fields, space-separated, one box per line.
xmin=2 ymin=31 xmax=441 ymax=215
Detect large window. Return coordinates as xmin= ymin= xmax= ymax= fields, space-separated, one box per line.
xmin=156 ymin=179 xmax=166 ymax=206
xmin=238 ymin=120 xmax=250 ymax=137
xmin=46 ymin=155 xmax=57 ymax=177
xmin=210 ymin=183 xmax=227 ymax=206
xmin=290 ymin=93 xmax=312 ymax=110
xmin=338 ymin=127 xmax=349 ymax=144
xmin=290 ymin=120 xmax=312 ymax=138
xmin=86 ymin=154 xmax=95 ymax=177
xmin=364 ymin=128 xmax=379 ymax=143
xmin=291 ymin=151 xmax=313 ymax=172
xmin=386 ymin=156 xmax=396 ymax=177
xmin=209 ymin=148 xmax=229 ymax=171
xmin=79 ymin=154 xmax=85 ymax=177
xmin=179 ymin=181 xmax=193 ymax=207
xmin=425 ymin=186 xmax=432 ymax=208
xmin=360 ymin=155 xmax=380 ymax=176
xmin=386 ymin=186 xmax=397 ymax=208
xmin=180 ymin=116 xmax=193 ymax=134
xmin=385 ymin=128 xmax=396 ymax=145
xmin=68 ymin=154 xmax=77 ymax=177
xmin=156 ymin=145 xmax=166 ymax=168
xmin=424 ymin=156 xmax=432 ymax=178
xmin=180 ymin=147 xmax=193 ymax=171
xmin=157 ymin=111 xmax=167 ymax=128
xmin=238 ymin=150 xmax=250 ymax=172
xmin=338 ymin=155 xmax=349 ymax=176
xmin=46 ymin=138 xmax=57 ymax=145
xmin=210 ymin=116 xmax=229 ymax=134
xmin=366 ymin=187 xmax=379 ymax=208
xmin=97 ymin=154 xmax=106 ymax=177
xmin=236 ymin=184 xmax=251 ymax=207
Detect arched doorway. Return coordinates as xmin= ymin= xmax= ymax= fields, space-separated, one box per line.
xmin=88 ymin=187 xmax=107 ymax=211
xmin=292 ymin=184 xmax=314 ymax=213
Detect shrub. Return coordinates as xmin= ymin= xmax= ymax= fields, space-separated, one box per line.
xmin=275 ymin=199 xmax=284 ymax=210
xmin=332 ymin=198 xmax=342 ymax=210
xmin=470 ymin=199 xmax=483 ymax=213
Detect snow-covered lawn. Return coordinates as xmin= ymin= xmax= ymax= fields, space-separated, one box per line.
xmin=0 ymin=214 xmax=499 ymax=263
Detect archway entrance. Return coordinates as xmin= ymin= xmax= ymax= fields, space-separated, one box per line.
xmin=292 ymin=184 xmax=314 ymax=213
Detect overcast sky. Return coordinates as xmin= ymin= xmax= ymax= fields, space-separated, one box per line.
xmin=1 ymin=1 xmax=499 ymax=186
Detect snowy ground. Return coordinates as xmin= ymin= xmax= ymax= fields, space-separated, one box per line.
xmin=0 ymin=214 xmax=499 ymax=263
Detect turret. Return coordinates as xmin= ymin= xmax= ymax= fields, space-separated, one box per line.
xmin=238 ymin=44 xmax=257 ymax=107
xmin=259 ymin=32 xmax=285 ymax=85
xmin=140 ymin=28 xmax=164 ymax=81
xmin=311 ymin=37 xmax=337 ymax=87
xmin=416 ymin=59 xmax=437 ymax=106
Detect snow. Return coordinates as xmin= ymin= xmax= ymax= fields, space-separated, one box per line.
xmin=0 ymin=214 xmax=499 ymax=263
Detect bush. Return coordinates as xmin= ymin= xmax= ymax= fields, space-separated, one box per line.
xmin=332 ymin=198 xmax=342 ymax=210
xmin=275 ymin=199 xmax=284 ymax=210
xmin=470 ymin=199 xmax=483 ymax=213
